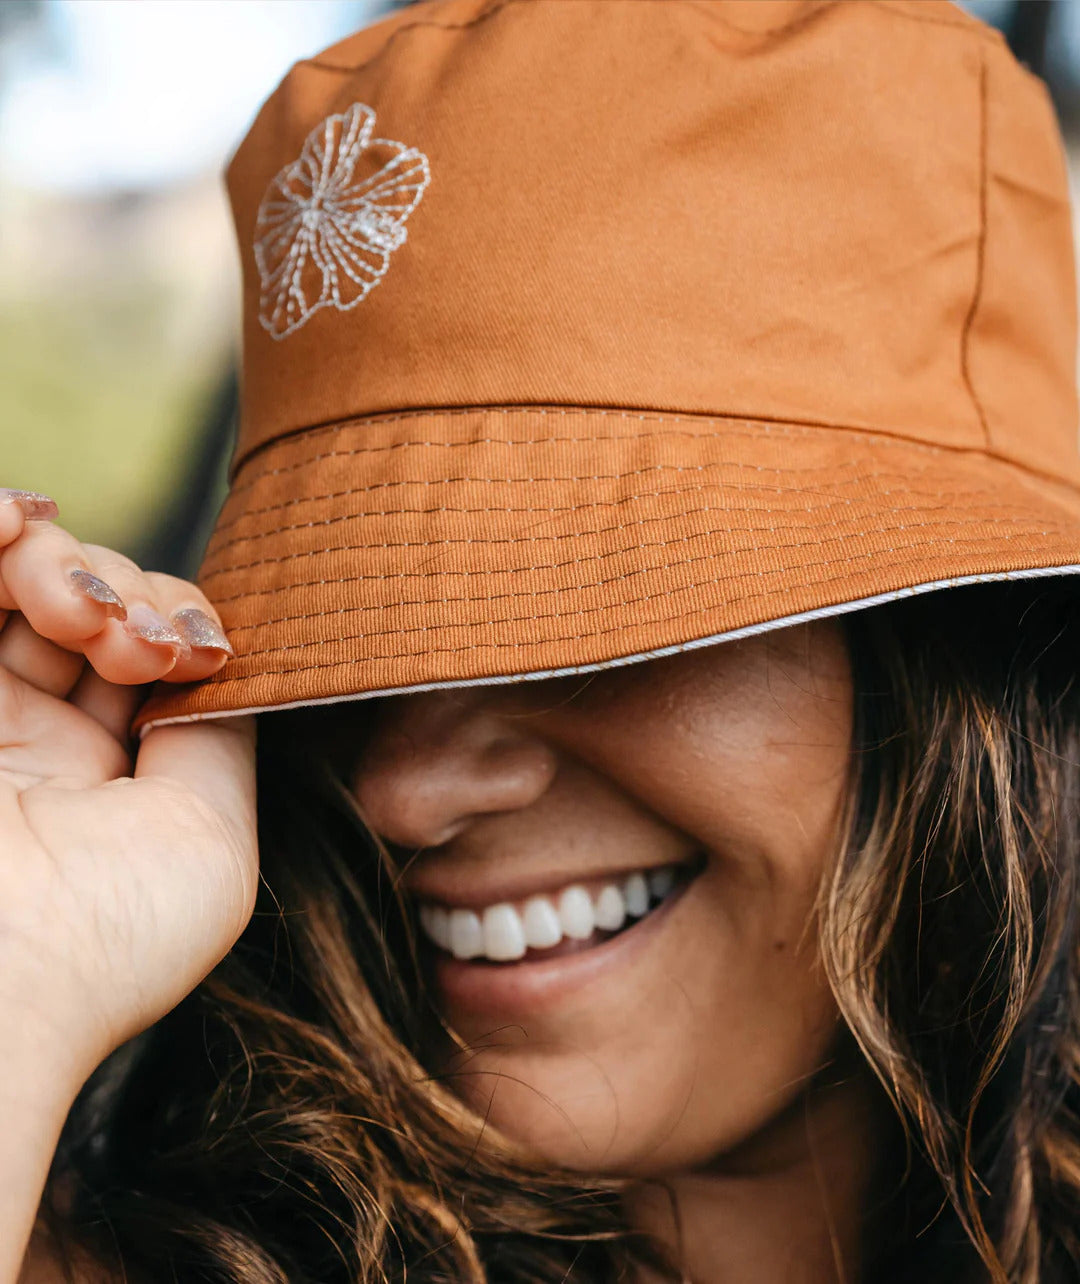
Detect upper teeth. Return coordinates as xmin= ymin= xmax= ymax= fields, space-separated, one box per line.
xmin=418 ymin=864 xmax=678 ymax=962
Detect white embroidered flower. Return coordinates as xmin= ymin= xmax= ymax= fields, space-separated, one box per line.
xmin=254 ymin=102 xmax=430 ymax=340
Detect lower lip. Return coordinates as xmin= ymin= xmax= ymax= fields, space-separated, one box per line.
xmin=427 ymin=874 xmax=697 ymax=1017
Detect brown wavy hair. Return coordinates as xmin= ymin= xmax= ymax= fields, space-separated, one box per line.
xmin=37 ymin=579 xmax=1080 ymax=1283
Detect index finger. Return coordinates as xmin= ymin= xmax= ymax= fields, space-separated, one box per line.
xmin=0 ymin=490 xmax=58 ymax=549
xmin=0 ymin=490 xmax=59 ymax=630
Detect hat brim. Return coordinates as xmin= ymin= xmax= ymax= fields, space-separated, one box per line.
xmin=134 ymin=406 xmax=1080 ymax=733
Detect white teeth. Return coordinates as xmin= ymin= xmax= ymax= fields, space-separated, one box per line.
xmin=449 ymin=908 xmax=484 ymax=960
xmin=594 ymin=884 xmax=627 ymax=931
xmin=418 ymin=861 xmax=688 ymax=960
xmin=438 ymin=908 xmax=453 ymax=950
xmin=419 ymin=904 xmax=452 ymax=951
xmin=432 ymin=906 xmax=451 ymax=950
xmin=648 ymin=867 xmax=675 ymax=900
xmin=558 ymin=885 xmax=595 ymax=939
xmin=482 ymin=903 xmax=527 ymax=961
xmin=523 ymin=895 xmax=563 ymax=948
xmin=623 ymin=872 xmax=649 ymax=917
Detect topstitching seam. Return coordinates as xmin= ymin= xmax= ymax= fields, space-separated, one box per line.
xmin=227 ymin=412 xmax=953 ymax=500
xmin=201 ymin=498 xmax=1056 ymax=585
xmin=226 ymin=406 xmax=1079 ymax=500
xmin=208 ymin=455 xmax=964 ymax=548
xmin=201 ymin=511 xmax=1055 ymax=593
xmin=205 ymin=497 xmax=1059 ymax=606
xmin=203 ymin=470 xmax=1044 ymax=562
xmin=218 ymin=515 xmax=1056 ymax=632
xmin=218 ymin=529 xmax=1062 ymax=667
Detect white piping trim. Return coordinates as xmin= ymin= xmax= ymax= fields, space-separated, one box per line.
xmin=138 ymin=563 xmax=1080 ymax=735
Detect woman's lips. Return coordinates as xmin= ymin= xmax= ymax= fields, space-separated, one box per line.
xmin=425 ymin=867 xmax=701 ymax=1016
xmin=411 ymin=853 xmax=707 ymax=1016
xmin=417 ymin=860 xmax=691 ymax=962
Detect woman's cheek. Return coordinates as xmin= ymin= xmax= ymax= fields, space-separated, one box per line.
xmin=441 ymin=843 xmax=842 ymax=1175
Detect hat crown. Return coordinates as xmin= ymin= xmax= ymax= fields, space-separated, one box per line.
xmin=226 ymin=0 xmax=1078 ymax=484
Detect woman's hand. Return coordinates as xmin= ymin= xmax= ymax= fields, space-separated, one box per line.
xmin=0 ymin=489 xmax=258 ymax=1089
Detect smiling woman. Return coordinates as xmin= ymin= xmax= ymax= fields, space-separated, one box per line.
xmin=352 ymin=624 xmax=853 ymax=1178
xmin=8 ymin=1 xmax=1080 ymax=1283
xmin=34 ymin=581 xmax=1080 ymax=1283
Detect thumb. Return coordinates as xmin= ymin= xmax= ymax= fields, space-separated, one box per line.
xmin=134 ymin=714 xmax=257 ymax=856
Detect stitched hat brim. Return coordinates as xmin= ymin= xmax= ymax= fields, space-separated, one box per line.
xmin=134 ymin=406 xmax=1080 ymax=733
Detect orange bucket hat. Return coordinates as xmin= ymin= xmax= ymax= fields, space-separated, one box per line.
xmin=137 ymin=0 xmax=1080 ymax=732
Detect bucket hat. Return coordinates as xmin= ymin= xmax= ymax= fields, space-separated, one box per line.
xmin=136 ymin=0 xmax=1080 ymax=733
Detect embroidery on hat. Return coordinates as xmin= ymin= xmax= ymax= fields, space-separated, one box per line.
xmin=254 ymin=102 xmax=430 ymax=340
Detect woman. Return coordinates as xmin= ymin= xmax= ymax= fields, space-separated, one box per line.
xmin=7 ymin=0 xmax=1080 ymax=1280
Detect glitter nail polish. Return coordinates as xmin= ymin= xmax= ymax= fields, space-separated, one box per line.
xmin=0 ymin=489 xmax=59 ymax=520
xmin=172 ymin=607 xmax=235 ymax=656
xmin=123 ymin=604 xmax=190 ymax=656
xmin=69 ymin=569 xmax=127 ymax=620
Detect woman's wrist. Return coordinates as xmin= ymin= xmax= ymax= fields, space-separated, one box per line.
xmin=0 ymin=944 xmax=112 ymax=1098
xmin=0 ymin=1017 xmax=89 ymax=1284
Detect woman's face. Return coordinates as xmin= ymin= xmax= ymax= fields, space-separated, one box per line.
xmin=350 ymin=619 xmax=853 ymax=1175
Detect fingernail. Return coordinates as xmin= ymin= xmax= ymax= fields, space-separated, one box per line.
xmin=0 ymin=489 xmax=59 ymax=520
xmin=171 ymin=607 xmax=235 ymax=656
xmin=123 ymin=604 xmax=191 ymax=657
xmin=69 ymin=569 xmax=127 ymax=620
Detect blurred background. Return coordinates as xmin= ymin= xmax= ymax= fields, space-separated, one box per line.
xmin=0 ymin=0 xmax=1077 ymax=579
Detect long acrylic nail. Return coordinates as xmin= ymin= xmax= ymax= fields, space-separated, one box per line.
xmin=171 ymin=607 xmax=235 ymax=656
xmin=0 ymin=489 xmax=59 ymax=520
xmin=123 ymin=604 xmax=191 ymax=656
xmin=69 ymin=569 xmax=127 ymax=620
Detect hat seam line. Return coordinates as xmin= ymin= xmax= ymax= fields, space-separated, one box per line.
xmin=203 ymin=467 xmax=1049 ymax=563
xmin=214 ymin=520 xmax=1059 ymax=654
xmin=206 ymin=526 xmax=1061 ymax=643
xmin=216 ymin=514 xmax=1065 ymax=633
xmin=228 ymin=412 xmax=966 ymax=496
xmin=199 ymin=505 xmax=1066 ymax=588
xmin=201 ymin=512 xmax=1059 ymax=589
xmin=194 ymin=531 xmax=1071 ymax=671
xmin=301 ymin=0 xmax=1006 ymax=77
xmin=865 ymin=0 xmax=1005 ymax=47
xmin=678 ymin=0 xmax=834 ymax=44
xmin=210 ymin=454 xmax=932 ymax=544
xmin=135 ymin=563 xmax=1080 ymax=733
xmin=227 ymin=405 xmax=1080 ymax=499
xmin=230 ymin=407 xmax=973 ymax=480
xmin=202 ymin=512 xmax=1067 ymax=604
xmin=300 ymin=0 xmax=515 ymax=76
xmin=205 ymin=468 xmax=1009 ymax=554
xmin=204 ymin=490 xmax=1063 ymax=605
xmin=959 ymin=43 xmax=992 ymax=448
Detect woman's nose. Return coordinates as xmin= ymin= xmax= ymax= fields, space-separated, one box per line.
xmin=351 ymin=690 xmax=559 ymax=849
